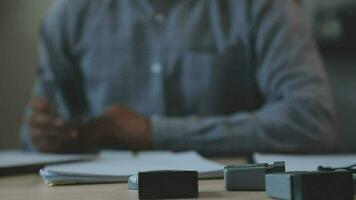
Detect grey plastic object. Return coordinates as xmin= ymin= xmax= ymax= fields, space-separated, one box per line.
xmin=224 ymin=161 xmax=285 ymax=191
xmin=354 ymin=174 xmax=356 ymax=194
xmin=265 ymin=171 xmax=353 ymax=200
xmin=128 ymin=174 xmax=138 ymax=190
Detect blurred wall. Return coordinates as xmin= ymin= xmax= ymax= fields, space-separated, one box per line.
xmin=0 ymin=0 xmax=52 ymax=149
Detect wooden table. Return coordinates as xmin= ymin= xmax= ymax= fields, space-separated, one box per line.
xmin=0 ymin=157 xmax=343 ymax=200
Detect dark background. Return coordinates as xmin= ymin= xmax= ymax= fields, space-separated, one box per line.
xmin=0 ymin=0 xmax=355 ymax=151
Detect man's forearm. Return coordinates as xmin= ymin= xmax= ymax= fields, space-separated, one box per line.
xmin=150 ymin=97 xmax=335 ymax=154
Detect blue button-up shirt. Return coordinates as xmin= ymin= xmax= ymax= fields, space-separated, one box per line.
xmin=21 ymin=0 xmax=336 ymax=154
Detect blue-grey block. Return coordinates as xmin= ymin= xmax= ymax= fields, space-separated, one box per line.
xmin=265 ymin=172 xmax=296 ymax=199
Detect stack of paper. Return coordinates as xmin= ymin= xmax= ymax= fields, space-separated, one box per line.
xmin=40 ymin=151 xmax=224 ymax=186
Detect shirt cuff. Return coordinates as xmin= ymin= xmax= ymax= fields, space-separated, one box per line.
xmin=149 ymin=114 xmax=261 ymax=154
xmin=150 ymin=116 xmax=190 ymax=150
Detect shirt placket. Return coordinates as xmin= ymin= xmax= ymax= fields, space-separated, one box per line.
xmin=149 ymin=11 xmax=167 ymax=116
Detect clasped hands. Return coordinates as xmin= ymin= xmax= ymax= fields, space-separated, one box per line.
xmin=28 ymin=98 xmax=151 ymax=153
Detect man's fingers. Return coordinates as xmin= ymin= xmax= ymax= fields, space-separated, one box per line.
xmin=28 ymin=114 xmax=62 ymax=130
xmin=30 ymin=98 xmax=50 ymax=110
xmin=29 ymin=125 xmax=78 ymax=139
xmin=30 ymin=127 xmax=79 ymax=152
xmin=31 ymin=135 xmax=63 ymax=153
xmin=30 ymin=98 xmax=56 ymax=115
xmin=30 ymin=129 xmax=57 ymax=152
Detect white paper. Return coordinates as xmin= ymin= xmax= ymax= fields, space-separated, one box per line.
xmin=253 ymin=153 xmax=356 ymax=171
xmin=0 ymin=150 xmax=94 ymax=168
xmin=41 ymin=151 xmax=224 ymax=185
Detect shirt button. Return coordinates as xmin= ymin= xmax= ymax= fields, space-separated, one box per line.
xmin=151 ymin=62 xmax=162 ymax=74
xmin=154 ymin=13 xmax=165 ymax=24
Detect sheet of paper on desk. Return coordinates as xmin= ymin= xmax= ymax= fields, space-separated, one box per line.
xmin=0 ymin=150 xmax=94 ymax=171
xmin=40 ymin=151 xmax=224 ymax=186
xmin=253 ymin=153 xmax=356 ymax=171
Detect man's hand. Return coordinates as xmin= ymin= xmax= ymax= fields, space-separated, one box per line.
xmin=81 ymin=105 xmax=152 ymax=151
xmin=27 ymin=98 xmax=79 ymax=153
xmin=28 ymin=98 xmax=151 ymax=152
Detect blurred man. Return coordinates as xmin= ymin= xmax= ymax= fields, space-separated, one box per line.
xmin=21 ymin=0 xmax=336 ymax=154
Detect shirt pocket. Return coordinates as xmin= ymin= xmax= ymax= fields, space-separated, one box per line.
xmin=81 ymin=44 xmax=143 ymax=106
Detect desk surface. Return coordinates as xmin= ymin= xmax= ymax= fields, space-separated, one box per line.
xmin=0 ymin=158 xmax=277 ymax=200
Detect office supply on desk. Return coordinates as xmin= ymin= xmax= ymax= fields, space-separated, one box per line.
xmin=265 ymin=171 xmax=353 ymax=200
xmin=40 ymin=151 xmax=224 ymax=186
xmin=137 ymin=170 xmax=198 ymax=199
xmin=128 ymin=174 xmax=139 ymax=190
xmin=318 ymin=165 xmax=356 ymax=194
xmin=223 ymin=162 xmax=285 ymax=191
xmin=0 ymin=150 xmax=94 ymax=175
xmin=253 ymin=153 xmax=356 ymax=171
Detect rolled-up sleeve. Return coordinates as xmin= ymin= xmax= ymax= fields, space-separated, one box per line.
xmin=20 ymin=0 xmax=87 ymax=150
xmin=150 ymin=0 xmax=336 ymax=154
